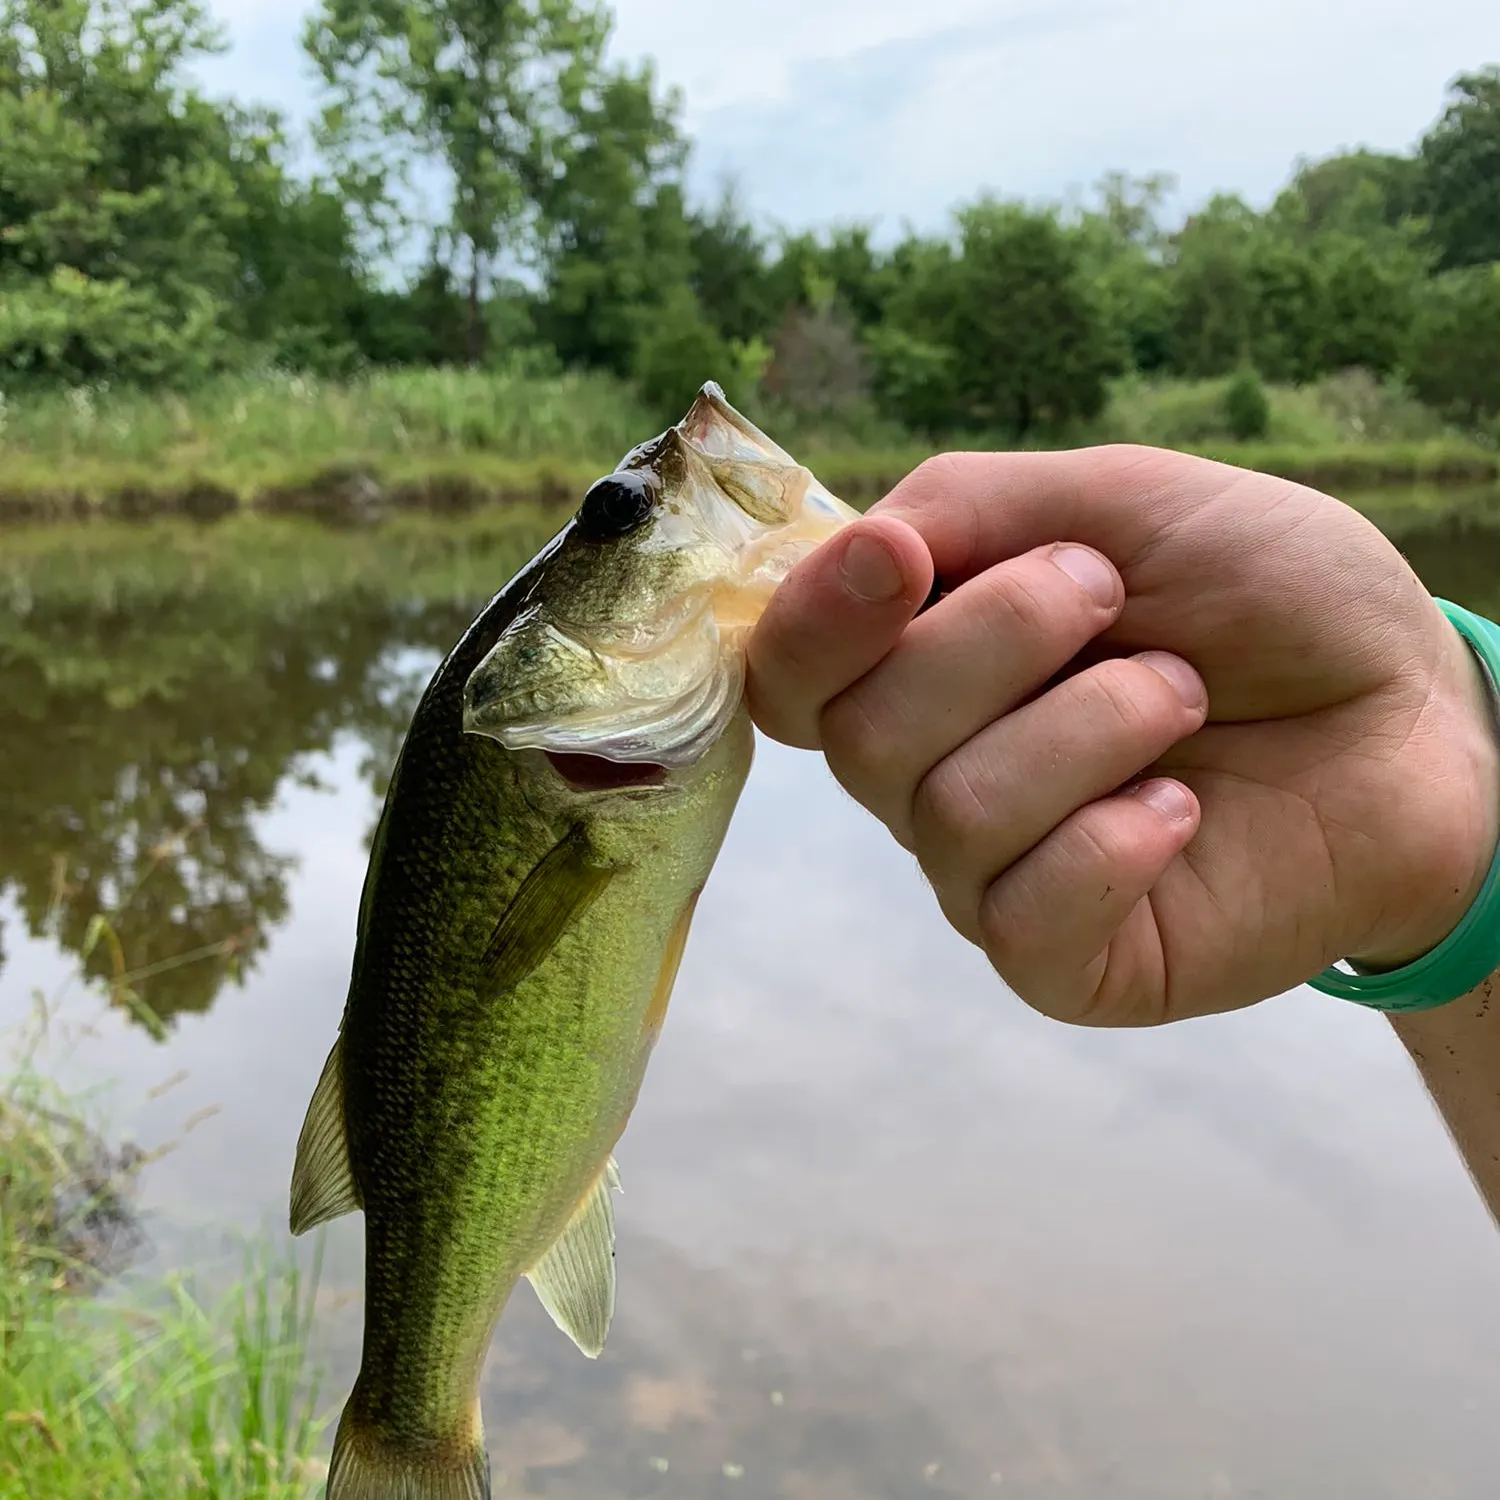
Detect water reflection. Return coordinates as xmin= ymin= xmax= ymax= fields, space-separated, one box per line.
xmin=4 ymin=498 xmax=1500 ymax=1035
xmin=4 ymin=499 xmax=1500 ymax=1496
xmin=0 ymin=519 xmax=492 ymax=1023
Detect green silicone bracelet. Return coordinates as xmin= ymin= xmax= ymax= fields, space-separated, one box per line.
xmin=1308 ymin=600 xmax=1500 ymax=1013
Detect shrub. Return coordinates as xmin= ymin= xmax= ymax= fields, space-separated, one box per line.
xmin=1223 ymin=367 xmax=1272 ymax=440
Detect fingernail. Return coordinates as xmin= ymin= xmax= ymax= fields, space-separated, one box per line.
xmin=1051 ymin=545 xmax=1118 ymax=607
xmin=840 ymin=533 xmax=903 ymax=604
xmin=1135 ymin=651 xmax=1206 ymax=711
xmin=1133 ymin=779 xmax=1192 ymax=821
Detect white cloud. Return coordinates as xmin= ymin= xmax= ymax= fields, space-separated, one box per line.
xmin=196 ymin=0 xmax=1498 ymax=234
xmin=609 ymin=0 xmax=1012 ymax=112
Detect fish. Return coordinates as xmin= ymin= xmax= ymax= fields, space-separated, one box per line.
xmin=288 ymin=383 xmax=858 ymax=1500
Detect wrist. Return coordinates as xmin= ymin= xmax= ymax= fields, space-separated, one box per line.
xmin=1352 ymin=608 xmax=1500 ymax=971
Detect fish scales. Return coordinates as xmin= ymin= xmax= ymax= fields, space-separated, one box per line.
xmin=290 ymin=385 xmax=856 ymax=1500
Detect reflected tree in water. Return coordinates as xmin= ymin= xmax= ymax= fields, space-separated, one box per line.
xmin=0 ymin=590 xmax=467 ymax=1028
xmin=3 ymin=502 xmax=1494 ymax=1035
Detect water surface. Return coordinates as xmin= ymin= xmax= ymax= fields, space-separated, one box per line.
xmin=4 ymin=495 xmax=1500 ymax=1498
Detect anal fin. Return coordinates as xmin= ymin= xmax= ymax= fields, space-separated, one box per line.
xmin=290 ymin=1034 xmax=362 ymax=1235
xmin=524 ymin=1158 xmax=622 ymax=1359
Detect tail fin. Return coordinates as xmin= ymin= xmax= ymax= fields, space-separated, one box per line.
xmin=326 ymin=1397 xmax=489 ymax=1500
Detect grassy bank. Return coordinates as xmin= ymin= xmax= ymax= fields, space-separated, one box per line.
xmin=0 ymin=1059 xmax=325 ymax=1497
xmin=0 ymin=367 xmax=1494 ymax=521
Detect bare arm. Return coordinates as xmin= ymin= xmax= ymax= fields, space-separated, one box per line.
xmin=1393 ymin=980 xmax=1500 ymax=1226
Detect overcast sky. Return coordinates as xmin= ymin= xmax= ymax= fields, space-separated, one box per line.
xmin=196 ymin=0 xmax=1498 ymax=236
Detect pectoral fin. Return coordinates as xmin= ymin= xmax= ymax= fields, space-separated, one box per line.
xmin=482 ymin=827 xmax=614 ymax=996
xmin=524 ymin=1158 xmax=622 ymax=1358
xmin=289 ymin=1033 xmax=362 ymax=1235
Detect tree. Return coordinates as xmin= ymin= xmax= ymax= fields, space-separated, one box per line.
xmin=1314 ymin=233 xmax=1419 ymax=376
xmin=1274 ymin=149 xmax=1421 ymax=239
xmin=1404 ymin=264 xmax=1500 ymax=423
xmin=874 ymin=202 xmax=1120 ymax=439
xmin=761 ymin=301 xmax=870 ymax=422
xmin=350 ymin=252 xmax=471 ymax=366
xmin=219 ymin=105 xmax=370 ymax=372
xmin=305 ymin=0 xmax=614 ymax=364
xmin=1418 ymin=66 xmax=1500 ymax=269
xmin=762 ymin=224 xmax=894 ymax=337
xmin=1073 ymin=173 xmax=1177 ymax=373
xmin=1164 ymin=197 xmax=1258 ymax=377
xmin=1244 ymin=233 xmax=1324 ymax=383
xmin=949 ymin=201 xmax=1121 ymax=436
xmin=688 ymin=181 xmax=777 ymax=345
xmin=627 ymin=281 xmax=733 ymax=423
xmin=530 ymin=56 xmax=693 ymax=375
xmin=1092 ymin=169 xmax=1178 ymax=252
xmin=0 ymin=0 xmax=371 ymax=382
xmin=865 ymin=234 xmax=962 ymax=434
xmin=0 ymin=0 xmax=244 ymax=382
xmin=1164 ymin=198 xmax=1333 ymax=383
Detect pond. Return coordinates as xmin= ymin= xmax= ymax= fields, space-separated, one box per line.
xmin=4 ymin=489 xmax=1500 ymax=1499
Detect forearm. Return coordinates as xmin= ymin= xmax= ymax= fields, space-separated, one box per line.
xmin=1391 ymin=972 xmax=1500 ymax=1226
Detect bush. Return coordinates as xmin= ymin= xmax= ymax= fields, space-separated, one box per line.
xmin=1223 ymin=367 xmax=1271 ymax=440
xmin=1311 ymin=367 xmax=1449 ymax=441
xmin=629 ymin=285 xmax=736 ymax=424
xmin=1404 ymin=264 xmax=1500 ymax=423
xmin=761 ymin=303 xmax=870 ymax=420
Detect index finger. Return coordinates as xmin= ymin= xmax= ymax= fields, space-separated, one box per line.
xmin=874 ymin=446 xmax=1247 ymax=588
xmin=747 ymin=515 xmax=933 ymax=749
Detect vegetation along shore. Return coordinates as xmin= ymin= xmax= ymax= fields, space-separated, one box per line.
xmin=1 ymin=1 xmax=1498 ymax=517
xmin=0 ymin=367 xmax=1495 ymax=524
xmin=0 ymin=1040 xmax=326 ymax=1498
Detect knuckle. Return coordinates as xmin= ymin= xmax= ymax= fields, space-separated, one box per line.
xmin=744 ymin=673 xmax=812 ymax=749
xmin=1084 ymin=442 xmax=1189 ymax=487
xmin=911 ymin=753 xmax=991 ymax=856
xmin=972 ymin=563 xmax=1056 ymax=645
xmin=904 ymin=451 xmax=985 ymax=501
xmin=818 ymin=689 xmax=899 ymax=791
xmin=1071 ymin=660 xmax=1164 ymax=742
xmin=880 ymin=452 xmax=992 ymax=526
xmin=977 ymin=887 xmax=1024 ymax=966
xmin=977 ymin=878 xmax=1046 ymax=983
xmin=1064 ymin=811 xmax=1129 ymax=875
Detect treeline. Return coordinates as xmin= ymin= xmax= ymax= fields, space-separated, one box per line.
xmin=2 ymin=0 xmax=1498 ymax=441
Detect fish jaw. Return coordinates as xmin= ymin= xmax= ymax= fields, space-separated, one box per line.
xmin=461 ymin=384 xmax=856 ymax=770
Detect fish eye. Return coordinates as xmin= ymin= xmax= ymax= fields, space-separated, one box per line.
xmin=577 ymin=470 xmax=657 ymax=540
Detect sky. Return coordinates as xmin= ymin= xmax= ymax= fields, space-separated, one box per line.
xmin=195 ymin=0 xmax=1499 ymax=237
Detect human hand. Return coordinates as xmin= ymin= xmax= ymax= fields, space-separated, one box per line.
xmin=748 ymin=447 xmax=1500 ymax=1026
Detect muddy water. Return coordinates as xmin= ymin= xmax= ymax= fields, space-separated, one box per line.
xmin=3 ymin=496 xmax=1500 ymax=1497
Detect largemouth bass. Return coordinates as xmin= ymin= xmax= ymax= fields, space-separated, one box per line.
xmin=289 ymin=384 xmax=857 ymax=1500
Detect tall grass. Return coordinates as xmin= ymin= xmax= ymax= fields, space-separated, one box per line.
xmin=1 ymin=901 xmax=329 ymax=1500
xmin=1097 ymin=368 xmax=1460 ymax=449
xmin=0 ymin=365 xmax=1494 ymax=513
xmin=0 ymin=1062 xmax=329 ymax=1499
xmin=0 ymin=366 xmax=651 ymax=471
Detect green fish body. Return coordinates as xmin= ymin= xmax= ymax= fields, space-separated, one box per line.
xmin=290 ymin=386 xmax=856 ymax=1500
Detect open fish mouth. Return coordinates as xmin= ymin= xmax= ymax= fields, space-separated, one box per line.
xmin=460 ymin=383 xmax=859 ymax=776
xmin=542 ymin=753 xmax=668 ymax=792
